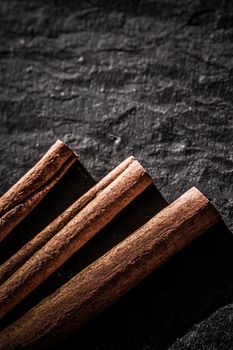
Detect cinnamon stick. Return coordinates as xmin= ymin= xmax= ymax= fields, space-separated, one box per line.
xmin=0 ymin=159 xmax=152 ymax=319
xmin=0 ymin=156 xmax=135 ymax=284
xmin=0 ymin=140 xmax=77 ymax=243
xmin=0 ymin=187 xmax=220 ymax=349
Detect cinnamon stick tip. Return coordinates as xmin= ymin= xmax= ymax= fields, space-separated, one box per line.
xmin=188 ymin=186 xmax=214 ymax=202
xmin=185 ymin=186 xmax=221 ymax=220
xmin=125 ymin=155 xmax=136 ymax=162
xmin=56 ymin=139 xmax=79 ymax=159
xmin=130 ymin=157 xmax=154 ymax=183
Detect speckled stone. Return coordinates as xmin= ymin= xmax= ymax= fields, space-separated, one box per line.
xmin=0 ymin=1 xmax=232 ymax=349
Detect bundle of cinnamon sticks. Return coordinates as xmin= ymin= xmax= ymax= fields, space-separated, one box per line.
xmin=0 ymin=140 xmax=221 ymax=349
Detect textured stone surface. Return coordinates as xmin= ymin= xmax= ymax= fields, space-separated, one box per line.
xmin=170 ymin=304 xmax=233 ymax=350
xmin=0 ymin=1 xmax=232 ymax=349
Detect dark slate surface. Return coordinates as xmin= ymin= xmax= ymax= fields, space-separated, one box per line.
xmin=0 ymin=0 xmax=232 ymax=349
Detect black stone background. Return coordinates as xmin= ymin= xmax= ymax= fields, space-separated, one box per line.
xmin=0 ymin=0 xmax=233 ymax=349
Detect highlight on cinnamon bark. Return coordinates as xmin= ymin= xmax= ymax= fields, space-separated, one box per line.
xmin=0 ymin=159 xmax=153 ymax=319
xmin=0 ymin=156 xmax=135 ymax=284
xmin=0 ymin=187 xmax=221 ymax=350
xmin=0 ymin=140 xmax=77 ymax=243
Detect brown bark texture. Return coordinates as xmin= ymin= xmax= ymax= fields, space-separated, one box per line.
xmin=0 ymin=156 xmax=134 ymax=284
xmin=0 ymin=140 xmax=77 ymax=243
xmin=0 ymin=187 xmax=221 ymax=349
xmin=0 ymin=159 xmax=152 ymax=320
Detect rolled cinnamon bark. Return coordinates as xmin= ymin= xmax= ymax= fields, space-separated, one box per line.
xmin=0 ymin=140 xmax=77 ymax=242
xmin=0 ymin=187 xmax=220 ymax=349
xmin=0 ymin=159 xmax=152 ymax=319
xmin=0 ymin=156 xmax=135 ymax=284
